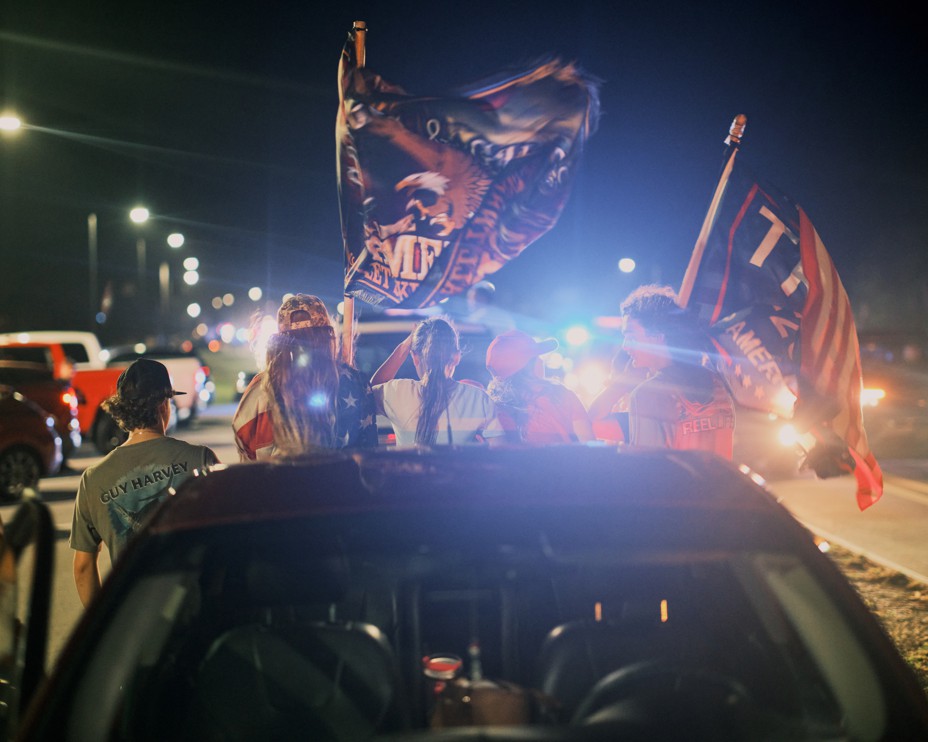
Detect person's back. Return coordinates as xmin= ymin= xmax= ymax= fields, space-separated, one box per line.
xmin=494 ymin=380 xmax=590 ymax=445
xmin=375 ymin=376 xmax=500 ymax=445
xmin=73 ymin=435 xmax=216 ymax=560
xmin=371 ymin=317 xmax=503 ymax=446
xmin=629 ymin=363 xmax=734 ymax=459
xmin=487 ymin=330 xmax=593 ymax=445
xmin=232 ymin=294 xmax=377 ymax=460
xmin=70 ymin=358 xmax=218 ymax=606
xmin=619 ymin=284 xmax=735 ymax=460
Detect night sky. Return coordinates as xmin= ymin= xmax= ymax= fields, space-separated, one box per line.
xmin=1 ymin=0 xmax=924 ymax=345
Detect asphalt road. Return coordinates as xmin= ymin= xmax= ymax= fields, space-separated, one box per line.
xmin=769 ymin=471 xmax=928 ymax=585
xmin=2 ymin=403 xmax=926 ymax=674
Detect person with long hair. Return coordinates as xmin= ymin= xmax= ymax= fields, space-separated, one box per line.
xmin=232 ymin=294 xmax=377 ymax=459
xmin=371 ymin=317 xmax=503 ymax=446
xmin=486 ymin=330 xmax=593 ymax=445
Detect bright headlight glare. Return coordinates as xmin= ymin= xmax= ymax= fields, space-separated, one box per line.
xmin=860 ymin=388 xmax=885 ymax=407
xmin=777 ymin=424 xmax=799 ymax=447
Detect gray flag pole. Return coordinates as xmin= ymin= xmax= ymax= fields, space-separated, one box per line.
xmin=341 ymin=20 xmax=366 ymax=366
xmin=678 ymin=114 xmax=746 ymax=308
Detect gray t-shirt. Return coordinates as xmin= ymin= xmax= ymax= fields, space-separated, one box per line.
xmin=70 ymin=436 xmax=218 ymax=561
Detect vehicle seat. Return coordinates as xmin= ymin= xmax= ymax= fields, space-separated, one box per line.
xmin=535 ymin=614 xmax=686 ymax=722
xmin=184 ymin=542 xmax=408 ymax=740
xmin=187 ymin=620 xmax=408 ymax=741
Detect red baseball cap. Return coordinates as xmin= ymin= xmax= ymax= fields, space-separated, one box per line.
xmin=486 ymin=330 xmax=558 ymax=379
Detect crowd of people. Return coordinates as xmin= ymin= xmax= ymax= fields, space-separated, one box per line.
xmin=231 ymin=285 xmax=733 ymax=457
xmin=68 ymin=284 xmax=736 ymax=598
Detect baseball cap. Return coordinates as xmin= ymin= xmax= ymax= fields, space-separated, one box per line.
xmin=117 ymin=358 xmax=186 ymax=401
xmin=486 ymin=330 xmax=558 ymax=380
xmin=277 ymin=294 xmax=332 ymax=331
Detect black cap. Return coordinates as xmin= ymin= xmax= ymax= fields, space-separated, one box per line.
xmin=116 ymin=358 xmax=186 ymax=401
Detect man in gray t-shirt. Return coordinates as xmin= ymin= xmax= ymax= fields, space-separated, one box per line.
xmin=70 ymin=359 xmax=217 ymax=606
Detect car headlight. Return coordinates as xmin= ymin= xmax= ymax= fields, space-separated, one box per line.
xmin=777 ymin=423 xmax=816 ymax=451
xmin=860 ymin=388 xmax=886 ymax=407
xmin=778 ymin=424 xmax=799 ymax=447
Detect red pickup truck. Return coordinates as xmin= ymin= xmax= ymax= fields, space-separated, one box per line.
xmin=0 ymin=334 xmax=124 ymax=453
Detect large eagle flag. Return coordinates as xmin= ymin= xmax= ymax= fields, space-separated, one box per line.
xmin=678 ymin=120 xmax=883 ymax=510
xmin=337 ymin=31 xmax=599 ymax=309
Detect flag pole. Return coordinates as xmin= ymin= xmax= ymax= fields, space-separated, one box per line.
xmin=678 ymin=114 xmax=746 ymax=308
xmin=342 ymin=20 xmax=366 ymax=366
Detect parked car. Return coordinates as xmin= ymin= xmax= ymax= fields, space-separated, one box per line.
xmin=0 ymin=331 xmax=106 ymax=372
xmin=0 ymin=360 xmax=81 ymax=460
xmin=105 ymin=346 xmax=211 ymax=426
xmin=0 ymin=387 xmax=62 ymax=500
xmin=0 ymin=334 xmax=123 ymax=453
xmin=9 ymin=447 xmax=928 ymax=740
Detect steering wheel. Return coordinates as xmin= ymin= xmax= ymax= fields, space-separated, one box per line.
xmin=571 ymin=659 xmax=753 ymax=726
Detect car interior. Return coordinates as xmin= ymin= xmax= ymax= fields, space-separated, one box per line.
xmin=52 ymin=499 xmax=878 ymax=742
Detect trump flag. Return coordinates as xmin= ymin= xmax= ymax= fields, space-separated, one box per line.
xmin=678 ymin=144 xmax=883 ymax=510
xmin=337 ymin=40 xmax=599 ymax=309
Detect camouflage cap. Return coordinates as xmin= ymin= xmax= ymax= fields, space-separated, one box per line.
xmin=277 ymin=294 xmax=332 ymax=332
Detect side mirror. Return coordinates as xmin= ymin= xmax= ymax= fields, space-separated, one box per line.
xmin=0 ymin=492 xmax=55 ymax=739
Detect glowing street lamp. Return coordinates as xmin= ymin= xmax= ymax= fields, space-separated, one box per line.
xmin=0 ymin=113 xmax=22 ymax=133
xmin=167 ymin=232 xmax=185 ymax=248
xmin=129 ymin=206 xmax=150 ymax=224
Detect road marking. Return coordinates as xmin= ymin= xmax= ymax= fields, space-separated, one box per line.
xmin=884 ymin=475 xmax=928 ymax=502
xmin=800 ymin=522 xmax=928 ymax=587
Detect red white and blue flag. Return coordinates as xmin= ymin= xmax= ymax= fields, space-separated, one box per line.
xmin=337 ymin=40 xmax=599 ymax=309
xmin=679 ymin=145 xmax=883 ymax=510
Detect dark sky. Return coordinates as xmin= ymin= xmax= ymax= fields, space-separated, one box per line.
xmin=1 ymin=0 xmax=925 ymax=344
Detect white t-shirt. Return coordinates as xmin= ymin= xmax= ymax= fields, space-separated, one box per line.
xmin=373 ymin=379 xmax=504 ymax=446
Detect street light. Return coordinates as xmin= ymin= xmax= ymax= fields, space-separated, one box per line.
xmin=129 ymin=206 xmax=150 ymax=224
xmin=88 ymin=213 xmax=98 ymax=329
xmin=129 ymin=206 xmax=149 ymax=311
xmin=618 ymin=257 xmax=636 ymax=274
xmin=0 ymin=114 xmax=22 ymax=133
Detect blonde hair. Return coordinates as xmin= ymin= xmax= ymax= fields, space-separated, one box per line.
xmin=264 ymin=305 xmax=339 ymax=454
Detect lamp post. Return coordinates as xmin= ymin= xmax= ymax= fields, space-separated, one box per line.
xmin=159 ymin=233 xmax=185 ymax=340
xmin=87 ymin=213 xmax=98 ymax=329
xmin=129 ymin=206 xmax=150 ymax=326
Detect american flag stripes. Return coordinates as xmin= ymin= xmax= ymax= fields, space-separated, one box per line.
xmin=679 ymin=146 xmax=882 ymax=509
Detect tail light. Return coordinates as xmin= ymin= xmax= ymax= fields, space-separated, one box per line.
xmin=62 ymin=388 xmax=79 ymax=413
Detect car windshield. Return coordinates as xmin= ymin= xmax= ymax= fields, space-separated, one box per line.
xmin=55 ymin=502 xmax=886 ymax=741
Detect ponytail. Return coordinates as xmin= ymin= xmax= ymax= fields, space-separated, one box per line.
xmin=411 ymin=318 xmax=460 ymax=445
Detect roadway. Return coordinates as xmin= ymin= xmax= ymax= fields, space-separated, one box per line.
xmin=2 ymin=403 xmax=926 ymax=674
xmin=769 ymin=470 xmax=928 ymax=584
